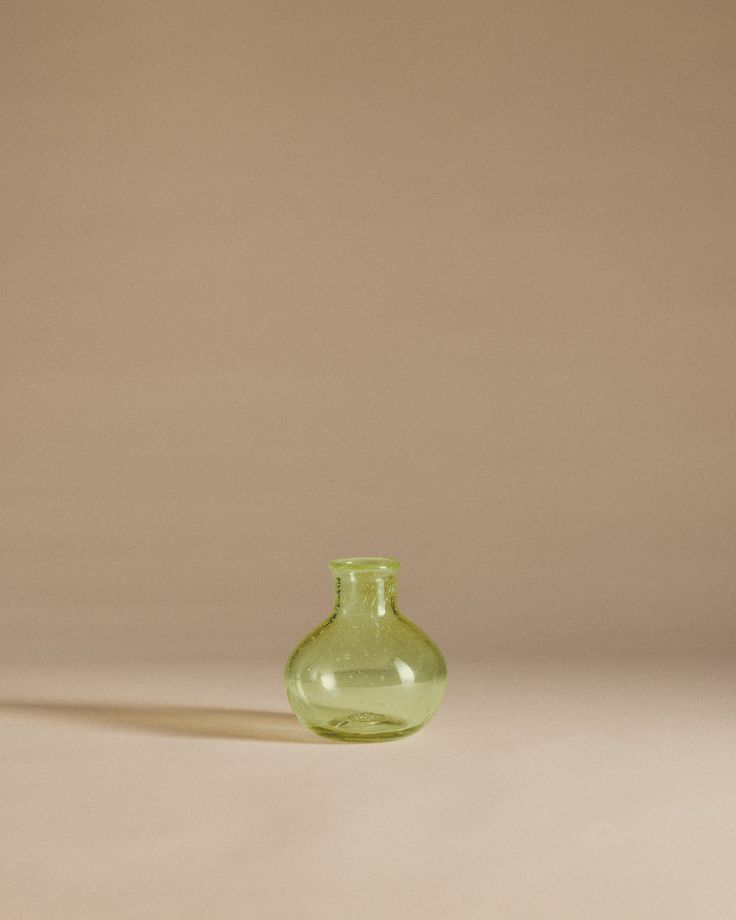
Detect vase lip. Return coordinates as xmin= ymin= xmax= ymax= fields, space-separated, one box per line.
xmin=329 ymin=556 xmax=400 ymax=574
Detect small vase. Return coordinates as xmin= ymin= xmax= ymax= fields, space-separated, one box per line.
xmin=285 ymin=557 xmax=447 ymax=742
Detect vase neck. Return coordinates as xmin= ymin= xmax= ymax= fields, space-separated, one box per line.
xmin=333 ymin=571 xmax=398 ymax=618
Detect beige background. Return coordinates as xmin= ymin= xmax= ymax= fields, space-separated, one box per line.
xmin=2 ymin=2 xmax=736 ymax=917
xmin=3 ymin=0 xmax=735 ymax=664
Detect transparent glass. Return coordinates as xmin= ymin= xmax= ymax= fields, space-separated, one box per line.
xmin=285 ymin=558 xmax=447 ymax=742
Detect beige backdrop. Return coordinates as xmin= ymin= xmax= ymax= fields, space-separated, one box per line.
xmin=2 ymin=0 xmax=735 ymax=665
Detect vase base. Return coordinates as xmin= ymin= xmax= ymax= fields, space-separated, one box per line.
xmin=308 ymin=712 xmax=421 ymax=743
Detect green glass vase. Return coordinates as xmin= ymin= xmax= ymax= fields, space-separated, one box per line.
xmin=285 ymin=557 xmax=447 ymax=742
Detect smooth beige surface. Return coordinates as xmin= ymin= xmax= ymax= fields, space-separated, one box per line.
xmin=2 ymin=0 xmax=735 ymax=664
xmin=2 ymin=659 xmax=736 ymax=919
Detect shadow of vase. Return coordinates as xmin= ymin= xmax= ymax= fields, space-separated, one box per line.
xmin=0 ymin=699 xmax=334 ymax=744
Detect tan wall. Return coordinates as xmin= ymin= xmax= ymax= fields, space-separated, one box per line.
xmin=3 ymin=1 xmax=735 ymax=663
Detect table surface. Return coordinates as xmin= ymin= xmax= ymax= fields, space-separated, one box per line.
xmin=2 ymin=658 xmax=735 ymax=919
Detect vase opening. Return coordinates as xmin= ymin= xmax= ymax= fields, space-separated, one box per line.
xmin=328 ymin=557 xmax=400 ymax=574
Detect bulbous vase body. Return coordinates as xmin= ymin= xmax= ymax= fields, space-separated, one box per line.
xmin=285 ymin=558 xmax=447 ymax=742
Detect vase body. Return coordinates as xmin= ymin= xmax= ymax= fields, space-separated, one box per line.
xmin=285 ymin=557 xmax=447 ymax=742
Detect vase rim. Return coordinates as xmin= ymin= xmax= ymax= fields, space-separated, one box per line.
xmin=329 ymin=557 xmax=400 ymax=574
